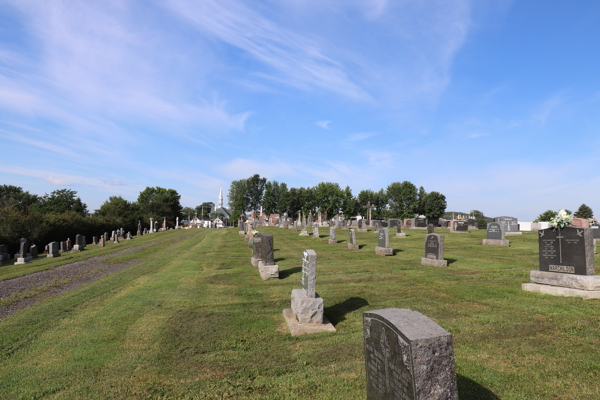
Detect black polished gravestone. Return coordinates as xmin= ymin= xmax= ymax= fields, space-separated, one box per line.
xmin=259 ymin=234 xmax=274 ymax=266
xmin=415 ymin=217 xmax=427 ymax=228
xmin=388 ymin=218 xmax=400 ymax=229
xmin=522 ymin=226 xmax=599 ymax=299
xmin=495 ymin=216 xmax=520 ymax=235
xmin=363 ymin=309 xmax=458 ymax=400
xmin=421 ymin=233 xmax=447 ymax=267
xmin=455 ymin=221 xmax=469 ymax=232
xmin=591 ymin=225 xmax=600 ymax=239
xmin=538 ymin=227 xmax=595 ymax=275
xmin=483 ymin=222 xmax=509 ymax=247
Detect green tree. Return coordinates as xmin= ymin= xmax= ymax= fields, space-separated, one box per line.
xmin=574 ymin=204 xmax=594 ymax=219
xmin=471 ymin=209 xmax=487 ymax=230
xmin=387 ymin=181 xmax=417 ymax=219
xmin=357 ymin=189 xmax=375 ymax=218
xmin=0 ymin=185 xmax=40 ymax=211
xmin=36 ymin=189 xmax=88 ymax=216
xmin=372 ymin=188 xmax=388 ymax=220
xmin=195 ymin=202 xmax=214 ymax=219
xmin=262 ymin=181 xmax=279 ymax=215
xmin=228 ymin=179 xmax=248 ymax=220
xmin=182 ymin=207 xmax=195 ymax=220
xmin=415 ymin=186 xmax=427 ymax=216
xmin=96 ymin=196 xmax=136 ymax=218
xmin=246 ymin=174 xmax=267 ymax=213
xmin=340 ymin=186 xmax=358 ymax=218
xmin=536 ymin=209 xmax=557 ymax=222
xmin=277 ymin=183 xmax=290 ymax=215
xmin=314 ymin=182 xmax=343 ymax=218
xmin=423 ymin=191 xmax=447 ymax=220
xmin=287 ymin=187 xmax=303 ymax=220
xmin=137 ymin=187 xmax=183 ymax=228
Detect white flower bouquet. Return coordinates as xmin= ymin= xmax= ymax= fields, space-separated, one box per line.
xmin=550 ymin=209 xmax=573 ymax=229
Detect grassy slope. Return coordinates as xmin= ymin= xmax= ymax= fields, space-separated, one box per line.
xmin=0 ymin=227 xmax=598 ymax=399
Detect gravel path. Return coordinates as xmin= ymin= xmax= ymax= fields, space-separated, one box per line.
xmin=0 ymin=241 xmax=160 ymax=321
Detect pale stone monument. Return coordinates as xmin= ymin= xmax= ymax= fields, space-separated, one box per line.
xmin=348 ymin=229 xmax=359 ymax=250
xmin=328 ymin=227 xmax=337 ymax=244
xmin=47 ymin=242 xmax=60 ymax=258
xmin=375 ymin=228 xmax=393 ymax=256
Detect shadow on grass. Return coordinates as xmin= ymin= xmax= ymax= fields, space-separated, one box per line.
xmin=274 ymin=257 xmax=286 ymax=263
xmin=392 ymin=249 xmax=403 ymax=255
xmin=326 ymin=297 xmax=369 ymax=326
xmin=279 ymin=266 xmax=301 ymax=279
xmin=359 ymin=244 xmax=368 ymax=249
xmin=446 ymin=258 xmax=458 ymax=265
xmin=457 ymin=375 xmax=501 ymax=400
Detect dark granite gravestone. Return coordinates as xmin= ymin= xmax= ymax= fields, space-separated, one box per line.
xmin=427 ymin=224 xmax=434 ymax=234
xmin=363 ymin=309 xmax=458 ymax=400
xmin=467 ymin=218 xmax=477 ymax=228
xmin=487 ymin=222 xmax=503 ymax=240
xmin=415 ymin=217 xmax=427 ymax=228
xmin=378 ymin=228 xmax=388 ymax=248
xmin=387 ymin=219 xmax=400 ymax=229
xmin=455 ymin=221 xmax=468 ymax=232
xmin=48 ymin=242 xmax=60 ymax=258
xmin=538 ymin=227 xmax=595 ymax=275
xmin=259 ymin=234 xmax=274 ymax=266
xmin=495 ymin=216 xmax=519 ymax=233
xmin=329 ymin=227 xmax=337 ymax=244
xmin=251 ymin=236 xmax=262 ymax=267
xmin=30 ymin=245 xmax=37 ymax=258
xmin=421 ymin=233 xmax=447 ymax=267
xmin=591 ymin=226 xmax=600 ymax=239
xmin=348 ymin=229 xmax=358 ymax=250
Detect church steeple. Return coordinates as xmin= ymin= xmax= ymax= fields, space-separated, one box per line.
xmin=218 ymin=187 xmax=224 ymax=209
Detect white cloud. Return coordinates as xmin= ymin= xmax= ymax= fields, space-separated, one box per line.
xmin=45 ymin=176 xmax=69 ymax=185
xmin=347 ymin=132 xmax=376 ymax=141
xmin=467 ymin=132 xmax=490 ymax=138
xmin=316 ymin=120 xmax=331 ymax=129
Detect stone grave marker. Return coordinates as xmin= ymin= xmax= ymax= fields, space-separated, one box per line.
xmin=48 ymin=242 xmax=60 ymax=258
xmin=454 ymin=221 xmax=469 ymax=233
xmin=483 ymin=222 xmax=509 ymax=247
xmin=522 ymin=226 xmax=599 ymax=299
xmin=427 ymin=224 xmax=435 ymax=234
xmin=72 ymin=234 xmax=85 ymax=252
xmin=258 ymin=234 xmax=279 ymax=280
xmin=93 ymin=236 xmax=97 ymax=245
xmin=30 ymin=244 xmax=38 ymax=258
xmin=251 ymin=235 xmax=262 ymax=267
xmin=421 ymin=233 xmax=447 ymax=267
xmin=495 ymin=216 xmax=521 ymax=235
xmin=43 ymin=244 xmax=49 ymax=255
xmin=127 ymin=232 xmax=132 ymax=240
xmin=59 ymin=241 xmax=66 ymax=253
xmin=388 ymin=218 xmax=400 ymax=229
xmin=396 ymin=221 xmax=406 ymax=238
xmin=66 ymin=238 xmax=72 ymax=251
xmin=313 ymin=223 xmax=320 ymax=238
xmin=363 ymin=308 xmax=458 ymax=400
xmin=348 ymin=229 xmax=359 ymax=250
xmin=328 ymin=227 xmax=337 ymax=244
xmin=283 ymin=249 xmax=336 ymax=335
xmin=15 ymin=238 xmax=32 ymax=264
xmin=415 ymin=217 xmax=428 ymax=228
xmin=375 ymin=228 xmax=393 ymax=256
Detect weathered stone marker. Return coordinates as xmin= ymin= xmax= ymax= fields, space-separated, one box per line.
xmin=47 ymin=242 xmax=60 ymax=258
xmin=30 ymin=245 xmax=38 ymax=258
xmin=522 ymin=226 xmax=599 ymax=299
xmin=453 ymin=221 xmax=469 ymax=233
xmin=427 ymin=223 xmax=435 ymax=234
xmin=483 ymin=222 xmax=509 ymax=247
xmin=283 ymin=249 xmax=336 ymax=335
xmin=300 ymin=217 xmax=309 ymax=236
xmin=363 ymin=308 xmax=458 ymax=400
xmin=495 ymin=216 xmax=521 ymax=236
xmin=396 ymin=221 xmax=406 ymax=238
xmin=328 ymin=227 xmax=337 ymax=244
xmin=15 ymin=238 xmax=32 ymax=265
xmin=72 ymin=234 xmax=85 ymax=252
xmin=415 ymin=217 xmax=428 ymax=228
xmin=375 ymin=228 xmax=393 ymax=256
xmin=258 ymin=234 xmax=279 ymax=280
xmin=313 ymin=223 xmax=320 ymax=238
xmin=251 ymin=235 xmax=262 ymax=267
xmin=421 ymin=233 xmax=448 ymax=267
xmin=348 ymin=229 xmax=359 ymax=250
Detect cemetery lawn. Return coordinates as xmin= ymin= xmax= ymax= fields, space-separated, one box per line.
xmin=0 ymin=228 xmax=598 ymax=399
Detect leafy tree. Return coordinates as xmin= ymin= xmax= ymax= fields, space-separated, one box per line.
xmin=574 ymin=204 xmax=594 ymax=219
xmin=137 ymin=187 xmax=183 ymax=228
xmin=423 ymin=191 xmax=447 ymax=220
xmin=195 ymin=202 xmax=214 ymax=219
xmin=262 ymin=181 xmax=280 ymax=215
xmin=36 ymin=189 xmax=88 ymax=216
xmin=0 ymin=185 xmax=40 ymax=211
xmin=96 ymin=196 xmax=136 ymax=218
xmin=287 ymin=187 xmax=303 ymax=221
xmin=471 ymin=209 xmax=487 ymax=230
xmin=246 ymin=174 xmax=267 ymax=212
xmin=340 ymin=186 xmax=358 ymax=218
xmin=387 ymin=181 xmax=417 ymax=219
xmin=357 ymin=189 xmax=375 ymax=217
xmin=301 ymin=187 xmax=317 ymax=216
xmin=536 ymin=210 xmax=557 ymax=222
xmin=277 ymin=183 xmax=290 ymax=215
xmin=372 ymin=188 xmax=388 ymax=220
xmin=182 ymin=207 xmax=195 ymax=220
xmin=228 ymin=179 xmax=248 ymax=220
xmin=314 ymin=182 xmax=343 ymax=218
xmin=415 ymin=186 xmax=427 ymax=216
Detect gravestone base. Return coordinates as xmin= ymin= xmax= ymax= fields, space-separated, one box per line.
xmin=375 ymin=246 xmax=393 ymax=256
xmin=450 ymin=230 xmax=469 ymax=233
xmin=251 ymin=257 xmax=261 ymax=267
xmin=71 ymin=245 xmax=84 ymax=252
xmin=395 ymin=233 xmax=407 ymax=238
xmin=522 ymin=282 xmax=600 ymax=300
xmin=358 ymin=228 xmax=367 ymax=232
xmin=299 ymin=231 xmax=309 ymax=236
xmin=47 ymin=253 xmax=60 ymax=258
xmin=421 ymin=257 xmax=448 ymax=267
xmin=291 ymin=289 xmax=324 ymax=324
xmin=14 ymin=257 xmax=32 ymax=265
xmin=529 ymin=270 xmax=600 ymax=291
xmin=505 ymin=232 xmax=522 ymax=236
xmin=483 ymin=239 xmax=510 ymax=247
xmin=328 ymin=239 xmax=337 ymax=244
xmin=239 ymin=230 xmax=244 ymax=235
xmin=258 ymin=262 xmax=279 ymax=280
xmin=348 ymin=243 xmax=359 ymax=250
xmin=282 ymin=308 xmax=336 ymax=336
xmin=412 ymin=227 xmax=428 ymax=230
xmin=244 ymin=235 xmax=249 ymax=241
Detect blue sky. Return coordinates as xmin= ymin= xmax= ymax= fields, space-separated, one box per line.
xmin=1 ymin=0 xmax=600 ymax=220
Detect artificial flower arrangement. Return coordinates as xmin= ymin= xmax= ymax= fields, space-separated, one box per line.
xmin=252 ymin=230 xmax=259 ymax=235
xmin=588 ymin=218 xmax=597 ymax=227
xmin=550 ymin=209 xmax=573 ymax=230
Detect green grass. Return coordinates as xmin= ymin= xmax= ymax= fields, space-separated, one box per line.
xmin=0 ymin=227 xmax=598 ymax=399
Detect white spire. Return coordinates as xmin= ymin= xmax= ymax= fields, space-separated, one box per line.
xmin=218 ymin=187 xmax=224 ymax=209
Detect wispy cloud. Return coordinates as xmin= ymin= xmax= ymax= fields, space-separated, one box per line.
xmin=534 ymin=94 xmax=563 ymax=124
xmin=316 ymin=120 xmax=331 ymax=129
xmin=347 ymin=132 xmax=376 ymax=141
xmin=467 ymin=132 xmax=490 ymax=138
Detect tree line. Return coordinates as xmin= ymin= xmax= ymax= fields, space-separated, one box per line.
xmin=0 ymin=185 xmax=184 ymax=254
xmin=228 ymin=175 xmax=447 ymax=223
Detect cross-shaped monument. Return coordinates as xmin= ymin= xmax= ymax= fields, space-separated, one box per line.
xmin=363 ymin=202 xmax=373 ymax=224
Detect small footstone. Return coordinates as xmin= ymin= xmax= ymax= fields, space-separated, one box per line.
xmin=328 ymin=239 xmax=337 ymax=244
xmin=396 ymin=233 xmax=407 ymax=238
xmin=483 ymin=239 xmax=509 ymax=247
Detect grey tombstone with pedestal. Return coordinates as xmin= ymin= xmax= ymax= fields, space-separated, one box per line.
xmin=495 ymin=216 xmax=521 ymax=235
xmin=328 ymin=227 xmax=337 ymax=244
xmin=283 ymin=249 xmax=336 ymax=336
xmin=427 ymin=224 xmax=435 ymax=234
xmin=483 ymin=222 xmax=509 ymax=247
xmin=48 ymin=242 xmax=60 ymax=258
xmin=300 ymin=218 xmax=309 ymax=236
xmin=348 ymin=229 xmax=359 ymax=250
xmin=312 ymin=223 xmax=320 ymax=238
xmin=522 ymin=226 xmax=600 ymax=299
xmin=454 ymin=221 xmax=469 ymax=233
xmin=251 ymin=235 xmax=262 ymax=267
xmin=72 ymin=234 xmax=85 ymax=252
xmin=258 ymin=234 xmax=279 ymax=280
xmin=15 ymin=238 xmax=32 ymax=264
xmin=421 ymin=233 xmax=447 ymax=267
xmin=92 ymin=236 xmax=97 ymax=245
xmin=363 ymin=308 xmax=458 ymax=400
xmin=30 ymin=245 xmax=38 ymax=258
xmin=415 ymin=217 xmax=428 ymax=229
xmin=396 ymin=221 xmax=406 ymax=238
xmin=375 ymin=228 xmax=393 ymax=256
xmin=0 ymin=244 xmax=8 ymax=264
